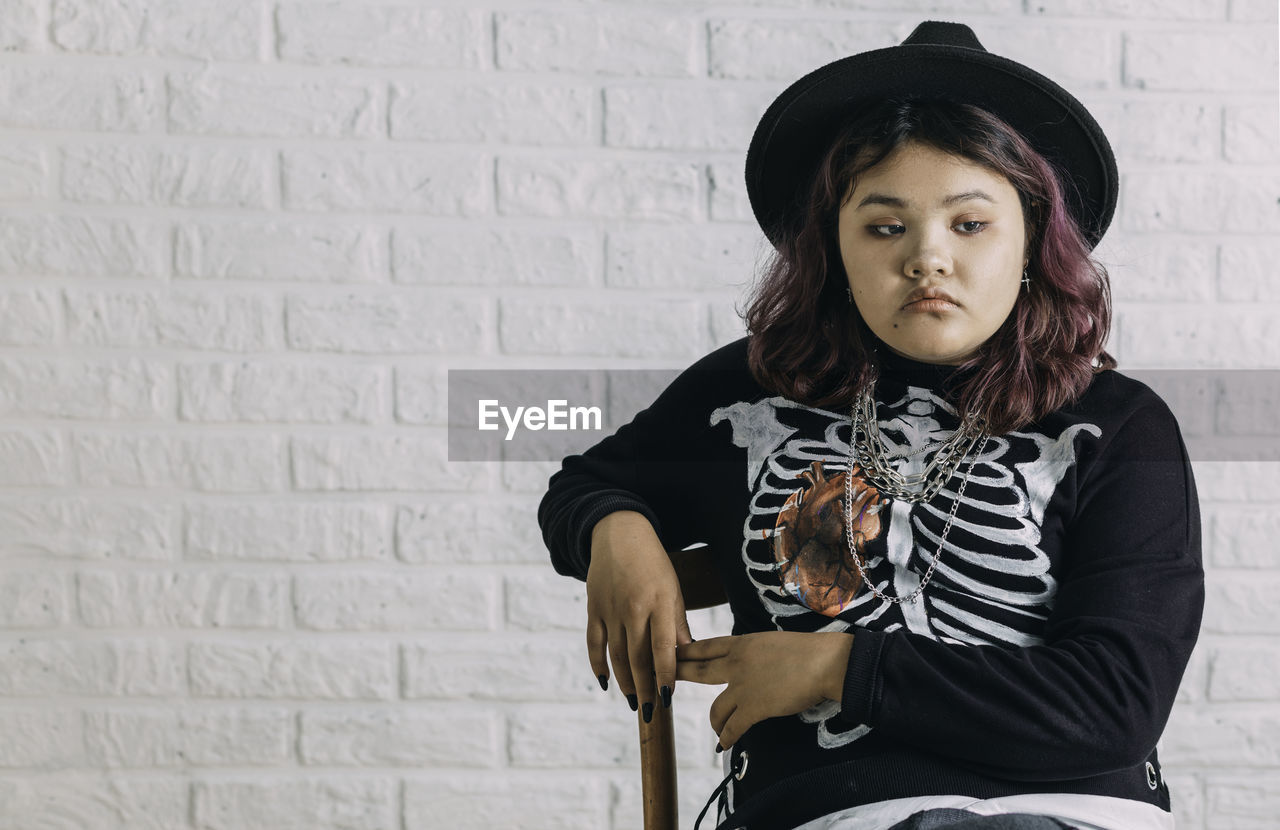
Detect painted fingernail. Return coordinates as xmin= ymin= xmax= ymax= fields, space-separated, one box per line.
xmin=642 ymin=701 xmax=653 ymax=723
xmin=714 ymin=743 xmax=724 ymax=754
xmin=597 ymin=674 xmax=608 ymax=692
xmin=626 ymin=694 xmax=638 ymax=712
xmin=660 ymin=685 xmax=672 ymax=708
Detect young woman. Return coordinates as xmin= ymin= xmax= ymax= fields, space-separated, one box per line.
xmin=538 ymin=21 xmax=1203 ymax=830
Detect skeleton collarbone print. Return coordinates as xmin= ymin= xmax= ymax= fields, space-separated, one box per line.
xmin=711 ymin=382 xmax=1100 ymax=748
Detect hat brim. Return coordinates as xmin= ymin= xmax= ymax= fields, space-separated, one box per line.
xmin=745 ymin=43 xmax=1118 ymax=250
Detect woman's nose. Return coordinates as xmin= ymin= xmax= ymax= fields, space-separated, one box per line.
xmin=903 ymin=232 xmax=953 ymax=278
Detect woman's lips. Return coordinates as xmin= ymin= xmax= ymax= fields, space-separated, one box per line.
xmin=903 ymin=299 xmax=959 ymax=312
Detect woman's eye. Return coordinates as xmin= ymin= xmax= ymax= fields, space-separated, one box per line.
xmin=869 ymin=225 xmax=904 ymax=237
xmin=957 ymin=220 xmax=987 ymax=233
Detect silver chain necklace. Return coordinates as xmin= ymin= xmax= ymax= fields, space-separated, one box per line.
xmin=844 ymin=379 xmax=991 ymax=605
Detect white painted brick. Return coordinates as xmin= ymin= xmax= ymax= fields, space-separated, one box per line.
xmin=1162 ymin=706 xmax=1280 ymax=765
xmin=395 ymin=500 xmax=544 ymax=564
xmin=1163 ymin=772 xmax=1204 ymax=830
xmin=282 ymin=149 xmax=489 ymax=215
xmin=1207 ymin=506 xmax=1280 ymax=567
xmin=185 ymin=502 xmax=389 ymax=563
xmin=1191 ymin=460 xmax=1280 ymax=501
xmin=52 ymin=0 xmax=260 ymax=60
xmin=1206 ymin=772 xmax=1280 ymax=827
xmin=606 ymin=225 xmax=769 ymax=290
xmin=0 ymin=638 xmax=184 ymax=696
xmin=1231 ymin=0 xmax=1280 ymax=20
xmin=0 ymin=65 xmax=161 ymax=132
xmin=613 ymin=768 xmax=733 ymax=830
xmin=1122 ymin=172 xmax=1280 ymax=233
xmin=1094 ymin=237 xmax=1216 ymax=303
xmin=1090 ymin=100 xmax=1219 ymax=164
xmin=1124 ymin=31 xmax=1279 ymax=91
xmin=1216 ymin=370 xmax=1280 ymax=439
xmin=0 ymin=777 xmax=186 ymax=830
xmin=65 ymin=289 xmax=280 ymax=351
xmin=0 ymin=288 xmax=57 ymax=345
xmin=179 ymin=361 xmax=385 ymax=424
xmin=0 ymin=143 xmax=48 ymax=199
xmin=509 ymin=704 xmax=711 ymax=769
xmin=193 ymin=778 xmax=396 ymax=830
xmin=404 ymin=637 xmax=599 ymax=701
xmin=0 ymin=358 xmax=170 ymax=420
xmin=709 ymin=19 xmax=898 ymax=81
xmin=286 ymin=293 xmax=486 ymax=354
xmin=712 ymin=299 xmax=747 ymax=348
xmin=501 ymin=458 xmax=562 ymax=494
xmin=0 ymin=429 xmax=65 ymax=486
xmin=167 ymin=69 xmax=380 ymax=139
xmin=710 ymin=160 xmax=752 ymax=222
xmin=72 ymin=432 xmax=286 ymax=492
xmin=0 ymin=570 xmax=67 ymax=627
xmin=1225 ymin=101 xmax=1280 ymax=163
xmin=277 ymin=4 xmax=484 ymax=69
xmin=299 ymin=708 xmax=497 ymax=766
xmin=405 ymin=776 xmax=607 ymax=830
xmin=0 ymin=710 xmax=82 ymax=768
xmin=1208 ymin=645 xmax=1280 ymax=700
xmin=189 ymin=640 xmax=395 ymax=699
xmin=391 ymin=81 xmax=593 ymax=144
xmin=0 ymin=0 xmax=41 ymax=51
xmin=295 ymin=570 xmax=494 ymax=630
xmin=0 ymin=497 xmax=175 ymax=561
xmin=176 ymin=221 xmax=385 ymax=283
xmin=84 ymin=707 xmax=291 ymax=767
xmin=604 ymin=85 xmax=771 ymax=151
xmin=499 ymin=156 xmax=701 ymax=220
xmin=392 ymin=227 xmax=596 ymax=287
xmin=1203 ymin=573 xmax=1280 ymax=633
xmin=291 ymin=433 xmax=488 ymax=492
xmin=798 ymin=0 xmax=1018 ymax=9
xmin=505 ymin=570 xmax=586 ymax=631
xmin=393 ymin=366 xmax=446 ymax=425
xmin=60 ymin=144 xmax=271 ymax=208
xmin=78 ymin=570 xmax=288 ymax=629
xmin=0 ymin=215 xmax=167 ymax=277
xmin=1176 ymin=644 xmax=1208 ymax=703
xmin=1027 ymin=0 xmax=1227 ymax=18
xmin=500 ymin=297 xmax=705 ymax=358
xmin=497 ymin=12 xmax=697 ymax=77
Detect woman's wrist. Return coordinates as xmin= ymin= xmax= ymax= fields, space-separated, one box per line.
xmin=820 ymin=632 xmax=856 ymax=702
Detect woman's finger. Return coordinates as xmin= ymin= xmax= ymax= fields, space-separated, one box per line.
xmin=585 ymin=614 xmax=609 ymax=691
xmin=718 ymin=705 xmax=754 ymax=750
xmin=649 ymin=604 xmax=680 ymax=708
xmin=607 ymin=626 xmax=638 ymax=712
xmin=709 ymin=690 xmax=737 ymax=750
xmin=626 ymin=616 xmax=657 ymax=722
xmin=676 ymin=636 xmax=733 ymax=662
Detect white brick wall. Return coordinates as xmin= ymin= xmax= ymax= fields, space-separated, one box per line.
xmin=0 ymin=2 xmax=1275 ymax=828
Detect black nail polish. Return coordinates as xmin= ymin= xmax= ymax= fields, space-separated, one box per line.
xmin=715 ymin=743 xmax=724 ymax=754
xmin=597 ymin=674 xmax=608 ymax=691
xmin=660 ymin=685 xmax=672 ymax=708
xmin=626 ymin=694 xmax=638 ymax=712
xmin=642 ymin=701 xmax=653 ymax=723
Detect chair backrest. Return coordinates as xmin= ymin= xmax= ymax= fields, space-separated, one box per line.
xmin=639 ymin=546 xmax=727 ymax=830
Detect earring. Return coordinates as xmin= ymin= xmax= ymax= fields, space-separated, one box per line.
xmin=846 ymin=288 xmax=853 ymax=304
xmin=1021 ymin=268 xmax=1030 ymax=290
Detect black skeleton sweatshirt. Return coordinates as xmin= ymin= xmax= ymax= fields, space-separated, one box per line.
xmin=537 ymin=336 xmax=1204 ymax=830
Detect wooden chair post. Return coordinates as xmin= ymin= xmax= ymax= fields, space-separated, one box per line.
xmin=638 ymin=545 xmax=728 ymax=830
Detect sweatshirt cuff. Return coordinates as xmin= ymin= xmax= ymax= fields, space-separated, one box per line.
xmin=570 ymin=493 xmax=664 ymax=580
xmin=840 ymin=627 xmax=887 ymax=725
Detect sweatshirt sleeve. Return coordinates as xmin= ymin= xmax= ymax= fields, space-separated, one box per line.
xmin=538 ymin=339 xmax=749 ymax=582
xmin=838 ymin=391 xmax=1205 ymax=781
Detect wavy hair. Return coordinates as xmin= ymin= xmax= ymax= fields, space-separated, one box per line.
xmin=744 ymin=96 xmax=1116 ymax=435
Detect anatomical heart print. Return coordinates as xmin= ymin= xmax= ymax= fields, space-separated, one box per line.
xmin=710 ymin=384 xmax=1101 ymax=748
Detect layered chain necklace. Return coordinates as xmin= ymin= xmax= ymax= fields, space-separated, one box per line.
xmin=844 ymin=373 xmax=991 ymax=605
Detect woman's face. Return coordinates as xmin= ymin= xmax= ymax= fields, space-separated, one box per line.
xmin=838 ymin=140 xmax=1028 ymax=366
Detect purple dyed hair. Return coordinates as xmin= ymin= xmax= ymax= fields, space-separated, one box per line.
xmin=744 ymin=96 xmax=1117 ymax=435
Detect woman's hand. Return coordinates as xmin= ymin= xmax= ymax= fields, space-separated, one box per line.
xmin=676 ymin=631 xmax=855 ymax=749
xmin=586 ymin=510 xmax=693 ymax=721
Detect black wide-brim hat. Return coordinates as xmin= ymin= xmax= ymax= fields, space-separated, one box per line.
xmin=745 ymin=20 xmax=1118 ymax=251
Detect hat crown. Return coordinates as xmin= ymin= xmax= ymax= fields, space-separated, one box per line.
xmin=900 ymin=21 xmax=987 ymax=52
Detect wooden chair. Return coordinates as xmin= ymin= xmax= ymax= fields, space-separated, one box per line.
xmin=639 ymin=545 xmax=728 ymax=830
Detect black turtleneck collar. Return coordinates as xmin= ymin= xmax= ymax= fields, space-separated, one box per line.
xmin=869 ymin=335 xmax=978 ymax=393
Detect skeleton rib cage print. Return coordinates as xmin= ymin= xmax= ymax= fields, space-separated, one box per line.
xmin=711 ymin=383 xmax=1102 ymax=749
